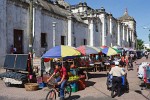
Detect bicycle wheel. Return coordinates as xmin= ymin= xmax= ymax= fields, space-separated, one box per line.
xmin=64 ymin=84 xmax=72 ymax=99
xmin=46 ymin=89 xmax=56 ymax=100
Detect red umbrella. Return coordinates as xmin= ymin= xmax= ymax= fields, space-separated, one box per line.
xmin=100 ymin=45 xmax=108 ymax=49
xmin=77 ymin=45 xmax=100 ymax=55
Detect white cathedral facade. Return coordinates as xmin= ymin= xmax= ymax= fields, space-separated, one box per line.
xmin=0 ymin=0 xmax=137 ymax=66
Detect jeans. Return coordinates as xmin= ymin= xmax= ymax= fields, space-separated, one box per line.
xmin=55 ymin=77 xmax=67 ymax=98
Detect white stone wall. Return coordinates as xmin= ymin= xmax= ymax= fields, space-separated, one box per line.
xmin=99 ymin=14 xmax=106 ymax=46
xmin=29 ymin=6 xmax=70 ymax=56
xmin=111 ymin=19 xmax=118 ymax=46
xmin=72 ymin=9 xmax=79 ymax=13
xmin=33 ymin=8 xmax=42 ymax=56
xmin=6 ymin=1 xmax=29 ymax=54
xmin=0 ymin=0 xmax=6 ymax=67
xmin=73 ymin=22 xmax=88 ymax=47
xmin=93 ymin=20 xmax=101 ymax=47
xmin=105 ymin=16 xmax=112 ymax=47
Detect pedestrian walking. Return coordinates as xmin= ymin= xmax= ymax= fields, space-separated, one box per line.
xmin=145 ymin=51 xmax=149 ymax=59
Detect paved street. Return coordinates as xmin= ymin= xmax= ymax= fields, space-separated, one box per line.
xmin=0 ymin=56 xmax=150 ymax=100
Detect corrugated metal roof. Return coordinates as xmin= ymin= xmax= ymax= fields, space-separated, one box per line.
xmin=37 ymin=0 xmax=85 ymax=23
xmin=37 ymin=0 xmax=70 ymax=17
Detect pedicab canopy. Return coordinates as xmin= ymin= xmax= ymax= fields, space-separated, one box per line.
xmin=42 ymin=45 xmax=81 ymax=58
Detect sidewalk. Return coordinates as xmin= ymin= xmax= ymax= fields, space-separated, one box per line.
xmin=0 ymin=57 xmax=150 ymax=100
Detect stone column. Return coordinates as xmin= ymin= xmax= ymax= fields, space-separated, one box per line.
xmin=130 ymin=30 xmax=132 ymax=42
xmin=126 ymin=27 xmax=129 ymax=47
xmin=67 ymin=15 xmax=73 ymax=46
xmin=110 ymin=15 xmax=113 ymax=46
xmin=89 ymin=18 xmax=94 ymax=46
xmin=117 ymin=21 xmax=121 ymax=46
xmin=127 ymin=27 xmax=129 ymax=42
xmin=123 ymin=24 xmax=125 ymax=41
xmin=110 ymin=15 xmax=112 ymax=35
xmin=102 ymin=14 xmax=106 ymax=46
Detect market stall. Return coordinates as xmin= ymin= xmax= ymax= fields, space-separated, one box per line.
xmin=0 ymin=54 xmax=29 ymax=87
xmin=41 ymin=45 xmax=87 ymax=92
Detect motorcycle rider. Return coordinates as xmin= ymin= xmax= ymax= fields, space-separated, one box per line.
xmin=109 ymin=61 xmax=126 ymax=97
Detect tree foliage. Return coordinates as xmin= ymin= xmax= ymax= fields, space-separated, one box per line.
xmin=137 ymin=39 xmax=144 ymax=50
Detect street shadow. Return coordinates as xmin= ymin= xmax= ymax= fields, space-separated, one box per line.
xmin=69 ymin=95 xmax=80 ymax=100
xmin=135 ymin=90 xmax=150 ymax=100
xmin=88 ymin=73 xmax=107 ymax=79
xmin=5 ymin=84 xmax=25 ymax=88
xmin=86 ymin=81 xmax=96 ymax=87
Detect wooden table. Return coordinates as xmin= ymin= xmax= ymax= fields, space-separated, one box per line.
xmin=94 ymin=62 xmax=102 ymax=72
xmin=104 ymin=63 xmax=111 ymax=71
xmin=78 ymin=67 xmax=93 ymax=81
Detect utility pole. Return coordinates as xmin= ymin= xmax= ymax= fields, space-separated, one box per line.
xmin=29 ymin=0 xmax=33 ymax=53
xmin=29 ymin=0 xmax=33 ymax=69
xmin=52 ymin=22 xmax=56 ymax=47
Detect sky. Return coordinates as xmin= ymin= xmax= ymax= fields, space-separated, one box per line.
xmin=65 ymin=0 xmax=150 ymax=44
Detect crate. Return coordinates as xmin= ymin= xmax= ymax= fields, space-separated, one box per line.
xmin=70 ymin=82 xmax=78 ymax=92
xmin=24 ymin=83 xmax=39 ymax=91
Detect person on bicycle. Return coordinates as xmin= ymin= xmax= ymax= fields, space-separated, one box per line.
xmin=47 ymin=62 xmax=68 ymax=100
xmin=109 ymin=61 xmax=126 ymax=97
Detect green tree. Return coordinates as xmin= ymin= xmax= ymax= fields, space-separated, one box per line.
xmin=147 ymin=48 xmax=150 ymax=52
xmin=137 ymin=39 xmax=144 ymax=50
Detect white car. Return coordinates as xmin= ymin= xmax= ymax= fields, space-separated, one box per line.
xmin=137 ymin=62 xmax=150 ymax=79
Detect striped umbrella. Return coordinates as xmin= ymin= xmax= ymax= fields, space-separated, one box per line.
xmin=112 ymin=48 xmax=122 ymax=53
xmin=77 ymin=45 xmax=100 ymax=55
xmin=102 ymin=47 xmax=118 ymax=56
xmin=42 ymin=45 xmax=81 ymax=58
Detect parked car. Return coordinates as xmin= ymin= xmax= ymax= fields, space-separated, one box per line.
xmin=136 ymin=50 xmax=143 ymax=59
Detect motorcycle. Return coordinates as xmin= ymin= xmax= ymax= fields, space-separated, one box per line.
xmin=106 ymin=74 xmax=129 ymax=98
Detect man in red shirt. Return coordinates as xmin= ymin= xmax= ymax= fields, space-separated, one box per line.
xmin=47 ymin=62 xmax=68 ymax=100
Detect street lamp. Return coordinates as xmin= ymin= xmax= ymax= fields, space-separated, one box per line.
xmin=52 ymin=22 xmax=56 ymax=47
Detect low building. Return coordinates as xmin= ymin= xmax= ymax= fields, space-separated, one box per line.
xmin=0 ymin=0 xmax=137 ymax=66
